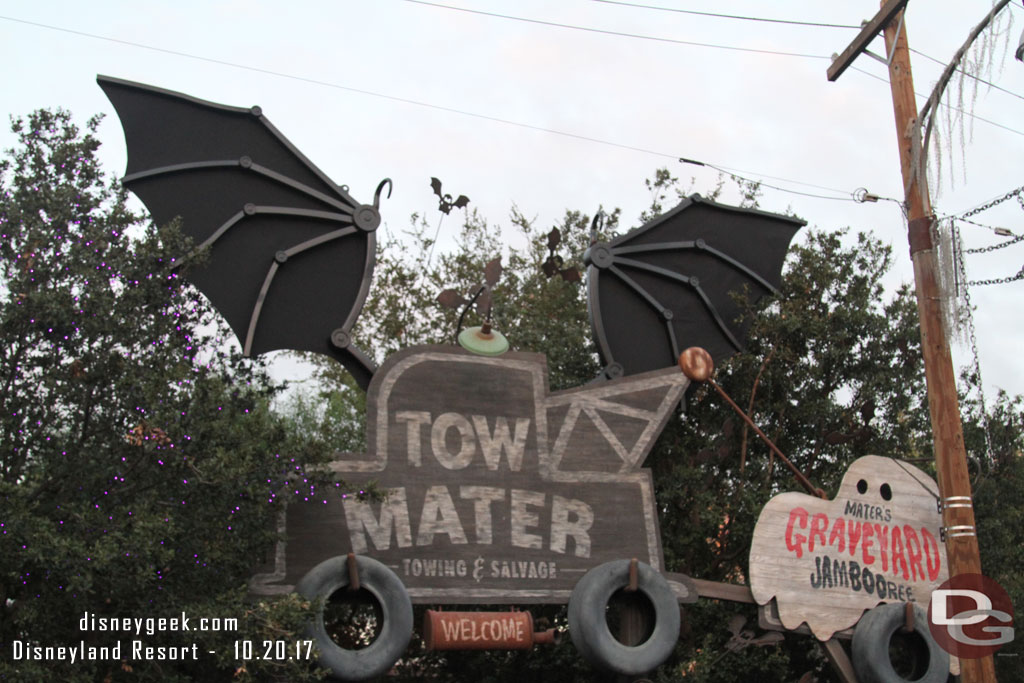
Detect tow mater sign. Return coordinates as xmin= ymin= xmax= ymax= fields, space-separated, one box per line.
xmin=251 ymin=345 xmax=694 ymax=603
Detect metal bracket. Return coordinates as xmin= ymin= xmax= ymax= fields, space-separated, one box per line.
xmin=908 ymin=215 xmax=935 ymax=255
xmin=863 ymin=9 xmax=905 ymax=66
xmin=937 ymin=495 xmax=973 ymax=513
xmin=901 ymin=602 xmax=915 ymax=633
xmin=940 ymin=525 xmax=977 ymax=542
xmin=346 ymin=552 xmax=361 ymax=591
xmin=625 ymin=557 xmax=639 ymax=592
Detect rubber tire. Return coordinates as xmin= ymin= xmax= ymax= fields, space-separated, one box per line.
xmin=568 ymin=559 xmax=680 ymax=676
xmin=851 ymin=603 xmax=949 ymax=683
xmin=296 ymin=555 xmax=413 ymax=681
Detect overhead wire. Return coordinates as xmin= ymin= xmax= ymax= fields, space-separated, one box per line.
xmin=909 ymin=47 xmax=1024 ymax=103
xmin=0 ymin=14 xmax=683 ymax=159
xmin=1 ymin=10 xmax=1019 ymax=207
xmin=590 ymin=0 xmax=862 ymax=29
xmin=850 ymin=65 xmax=1024 ymax=137
xmin=0 ymin=12 xmax=835 ymax=197
xmin=588 ymin=0 xmax=1024 ymax=103
xmin=678 ymin=158 xmax=859 ymax=202
xmin=399 ymin=1 xmax=1024 ymax=137
xmin=399 ymin=0 xmax=830 ymax=60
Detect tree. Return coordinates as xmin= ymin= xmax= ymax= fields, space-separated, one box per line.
xmin=298 ymin=169 xmax=1024 ymax=681
xmin=0 ymin=110 xmax=335 ymax=682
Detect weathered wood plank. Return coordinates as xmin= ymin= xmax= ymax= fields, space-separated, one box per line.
xmin=690 ymin=578 xmax=754 ymax=604
xmin=250 ymin=345 xmax=690 ymax=603
xmin=748 ymin=456 xmax=947 ymax=640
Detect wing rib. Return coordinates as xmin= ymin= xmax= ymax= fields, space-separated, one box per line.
xmin=124 ymin=160 xmax=355 ymax=214
xmin=184 ymin=206 xmax=354 ymax=258
xmin=608 ymin=264 xmax=669 ymax=316
xmin=610 ymin=258 xmax=743 ymax=353
xmin=611 ymin=241 xmax=779 ymax=294
xmin=243 ymin=226 xmax=359 ymax=356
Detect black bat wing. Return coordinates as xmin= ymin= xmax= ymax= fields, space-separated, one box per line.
xmin=98 ymin=75 xmax=379 ymax=389
xmin=586 ymin=194 xmax=804 ymax=377
xmin=430 ymin=177 xmax=444 ymax=198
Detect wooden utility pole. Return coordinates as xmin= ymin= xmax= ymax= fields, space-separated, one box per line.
xmin=829 ymin=2 xmax=995 ymax=681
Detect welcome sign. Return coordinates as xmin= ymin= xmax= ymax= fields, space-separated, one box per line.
xmin=749 ymin=455 xmax=948 ymax=640
xmin=251 ymin=345 xmax=696 ymax=603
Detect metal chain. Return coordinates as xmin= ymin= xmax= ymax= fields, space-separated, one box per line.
xmin=966 ymin=267 xmax=1024 ymax=286
xmin=965 ymin=233 xmax=1024 ymax=254
xmin=953 ymin=221 xmax=995 ymax=465
xmin=956 ymin=185 xmax=1024 ymax=282
xmin=958 ymin=184 xmax=1024 ymax=219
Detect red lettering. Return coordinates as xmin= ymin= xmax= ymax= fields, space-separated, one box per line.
xmin=785 ymin=507 xmax=809 ymax=558
xmin=890 ymin=526 xmax=909 ymax=580
xmin=903 ymin=525 xmax=924 ymax=581
xmin=809 ymin=513 xmax=828 ymax=552
xmin=828 ymin=517 xmax=846 ymax=553
xmin=921 ymin=527 xmax=941 ymax=581
xmin=861 ymin=522 xmax=876 ymax=565
xmin=846 ymin=520 xmax=862 ymax=557
xmin=874 ymin=524 xmax=890 ymax=573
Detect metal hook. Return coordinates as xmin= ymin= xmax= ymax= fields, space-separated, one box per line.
xmin=346 ymin=552 xmax=361 ymax=592
xmin=625 ymin=557 xmax=639 ymax=592
xmin=590 ymin=209 xmax=606 ymax=245
xmin=374 ymin=177 xmax=393 ymax=208
xmin=453 ymin=284 xmax=488 ymax=345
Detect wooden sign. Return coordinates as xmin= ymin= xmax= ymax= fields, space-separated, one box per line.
xmin=251 ymin=345 xmax=696 ymax=603
xmin=749 ymin=456 xmax=948 ymax=640
xmin=422 ymin=610 xmax=556 ymax=650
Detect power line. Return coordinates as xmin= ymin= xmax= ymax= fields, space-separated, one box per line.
xmin=399 ymin=2 xmax=1024 ymax=138
xmin=591 ymin=0 xmax=862 ymax=30
xmin=0 ymin=14 xmax=676 ymax=156
xmin=594 ymin=0 xmax=1024 ymax=103
xmin=400 ymin=0 xmax=831 ymax=60
xmin=1 ymin=13 xmax=1017 ymax=207
xmin=913 ymin=47 xmax=1024 ymax=102
xmin=679 ymin=158 xmax=858 ymax=202
xmin=850 ymin=65 xmax=1024 ymax=137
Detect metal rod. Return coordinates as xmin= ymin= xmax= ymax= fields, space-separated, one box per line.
xmin=902 ymin=601 xmax=915 ymax=633
xmin=707 ymin=378 xmax=825 ymax=499
xmin=626 ymin=558 xmax=639 ymax=592
xmin=346 ymin=552 xmax=360 ymax=592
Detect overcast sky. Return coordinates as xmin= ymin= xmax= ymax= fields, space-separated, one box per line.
xmin=3 ymin=1 xmax=1023 ymax=414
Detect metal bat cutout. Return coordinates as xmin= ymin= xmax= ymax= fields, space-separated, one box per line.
xmin=430 ymin=176 xmax=470 ymax=214
xmin=585 ymin=194 xmax=804 ymax=379
xmin=98 ymin=75 xmax=387 ymax=389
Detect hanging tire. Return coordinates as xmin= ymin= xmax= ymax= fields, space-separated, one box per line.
xmin=296 ymin=555 xmax=413 ymax=681
xmin=851 ymin=603 xmax=949 ymax=683
xmin=568 ymin=559 xmax=680 ymax=676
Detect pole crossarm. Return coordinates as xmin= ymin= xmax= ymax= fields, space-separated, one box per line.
xmin=826 ymin=0 xmax=910 ymax=81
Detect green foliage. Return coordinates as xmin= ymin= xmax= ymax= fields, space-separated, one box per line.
xmin=315 ymin=204 xmax=616 ymax=392
xmin=966 ymin=388 xmax=1024 ymax=680
xmin=0 ymin=110 xmax=336 ymax=681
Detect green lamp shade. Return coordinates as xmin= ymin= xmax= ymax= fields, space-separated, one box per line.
xmin=458 ymin=326 xmax=509 ymax=356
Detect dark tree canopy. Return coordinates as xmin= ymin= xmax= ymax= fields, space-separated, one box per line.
xmin=0 ymin=110 xmax=335 ymax=682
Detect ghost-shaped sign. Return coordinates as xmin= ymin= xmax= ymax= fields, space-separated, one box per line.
xmin=749 ymin=455 xmax=948 ymax=640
